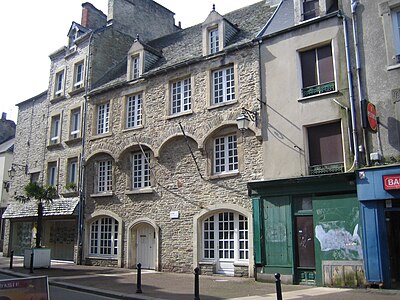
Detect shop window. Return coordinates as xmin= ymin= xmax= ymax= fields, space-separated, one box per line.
xmin=89 ymin=217 xmax=118 ymax=256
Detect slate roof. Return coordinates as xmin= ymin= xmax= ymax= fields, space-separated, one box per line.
xmin=91 ymin=1 xmax=277 ymax=93
xmin=2 ymin=197 xmax=79 ymax=219
xmin=259 ymin=0 xmax=295 ymax=37
xmin=0 ymin=138 xmax=14 ymax=154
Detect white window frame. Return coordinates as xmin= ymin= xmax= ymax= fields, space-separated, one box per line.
xmin=392 ymin=7 xmax=400 ymax=58
xmin=96 ymin=103 xmax=110 ymax=135
xmin=212 ymin=66 xmax=235 ymax=105
xmin=70 ymin=108 xmax=81 ymax=139
xmin=74 ymin=62 xmax=84 ymax=88
xmin=209 ymin=27 xmax=219 ymax=54
xmin=50 ymin=115 xmax=61 ymax=144
xmin=47 ymin=162 xmax=57 ymax=187
xmin=89 ymin=217 xmax=118 ymax=257
xmin=132 ymin=151 xmax=150 ymax=189
xmin=171 ymin=78 xmax=192 ymax=115
xmin=54 ymin=71 xmax=64 ymax=97
xmin=67 ymin=158 xmax=78 ymax=186
xmin=97 ymin=160 xmax=112 ymax=193
xmin=214 ymin=134 xmax=238 ymax=174
xmin=131 ymin=56 xmax=140 ymax=80
xmin=202 ymin=212 xmax=249 ymax=262
xmin=126 ymin=94 xmax=142 ymax=129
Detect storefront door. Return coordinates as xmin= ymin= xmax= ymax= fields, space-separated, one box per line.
xmin=295 ymin=215 xmax=316 ymax=284
xmin=386 ymin=210 xmax=400 ymax=288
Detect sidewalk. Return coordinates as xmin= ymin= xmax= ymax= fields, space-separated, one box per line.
xmin=1 ymin=255 xmax=400 ymax=299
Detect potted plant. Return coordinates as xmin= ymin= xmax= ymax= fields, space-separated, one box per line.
xmin=16 ymin=182 xmax=57 ymax=268
xmin=65 ymin=182 xmax=77 ymax=192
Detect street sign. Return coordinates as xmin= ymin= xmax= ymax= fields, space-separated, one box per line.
xmin=0 ymin=276 xmax=49 ymax=300
xmin=383 ymin=174 xmax=400 ymax=191
xmin=367 ymin=102 xmax=377 ymax=132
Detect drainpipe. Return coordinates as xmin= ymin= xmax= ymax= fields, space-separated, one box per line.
xmin=340 ymin=11 xmax=360 ymax=169
xmin=76 ymin=29 xmax=94 ymax=265
xmin=351 ymin=0 xmax=370 ymax=166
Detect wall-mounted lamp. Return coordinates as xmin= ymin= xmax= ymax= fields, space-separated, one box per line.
xmin=236 ymin=107 xmax=258 ymax=132
xmin=8 ymin=163 xmax=28 ymax=179
xmin=3 ymin=181 xmax=10 ymax=192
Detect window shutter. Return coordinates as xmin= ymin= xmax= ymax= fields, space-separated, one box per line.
xmin=317 ymin=45 xmax=334 ymax=84
xmin=301 ymin=49 xmax=317 ymax=88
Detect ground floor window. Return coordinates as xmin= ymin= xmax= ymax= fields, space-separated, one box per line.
xmin=203 ymin=211 xmax=248 ymax=266
xmin=90 ymin=217 xmax=118 ymax=256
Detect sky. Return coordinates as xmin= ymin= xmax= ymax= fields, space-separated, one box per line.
xmin=1 ymin=0 xmax=261 ymax=123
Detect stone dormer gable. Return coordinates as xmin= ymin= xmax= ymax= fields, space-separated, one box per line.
xmin=202 ymin=6 xmax=239 ymax=56
xmin=67 ymin=22 xmax=90 ymax=50
xmin=294 ymin=0 xmax=338 ymax=24
xmin=127 ymin=37 xmax=162 ymax=81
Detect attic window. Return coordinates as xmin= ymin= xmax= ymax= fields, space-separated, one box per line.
xmin=302 ymin=0 xmax=319 ymax=21
xmin=130 ymin=55 xmax=141 ymax=80
xmin=69 ymin=29 xmax=79 ymax=49
xmin=209 ymin=27 xmax=220 ymax=54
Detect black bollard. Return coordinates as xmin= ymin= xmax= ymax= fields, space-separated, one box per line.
xmin=194 ymin=267 xmax=200 ymax=300
xmin=275 ymin=273 xmax=282 ymax=300
xmin=30 ymin=251 xmax=34 ymax=274
xmin=136 ymin=263 xmax=142 ymax=293
xmin=9 ymin=250 xmax=14 ymax=269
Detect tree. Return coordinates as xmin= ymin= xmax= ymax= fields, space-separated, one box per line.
xmin=16 ymin=182 xmax=57 ymax=248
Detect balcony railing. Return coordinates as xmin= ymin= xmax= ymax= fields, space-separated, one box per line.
xmin=309 ymin=162 xmax=344 ymax=175
xmin=302 ymin=81 xmax=335 ymax=98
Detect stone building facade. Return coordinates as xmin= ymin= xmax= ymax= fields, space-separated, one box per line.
xmin=3 ymin=0 xmax=178 ymax=261
xmin=81 ymin=2 xmax=275 ymax=277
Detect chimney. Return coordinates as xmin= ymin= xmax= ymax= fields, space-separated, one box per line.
xmin=81 ymin=2 xmax=107 ymax=30
xmin=2 ymin=112 xmax=6 ymax=120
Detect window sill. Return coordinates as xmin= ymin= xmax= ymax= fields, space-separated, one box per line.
xmin=69 ymin=86 xmax=85 ymax=96
xmin=47 ymin=142 xmax=63 ymax=150
xmin=125 ymin=187 xmax=154 ymax=195
xmin=207 ymin=100 xmax=237 ymax=111
xmin=50 ymin=95 xmax=66 ymax=103
xmin=122 ymin=125 xmax=144 ymax=133
xmin=65 ymin=137 xmax=82 ymax=146
xmin=90 ymin=132 xmax=112 ymax=141
xmin=387 ymin=63 xmax=400 ymax=71
xmin=90 ymin=192 xmax=114 ymax=198
xmin=208 ymin=171 xmax=240 ymax=180
xmin=297 ymin=90 xmax=338 ymax=102
xmin=61 ymin=191 xmax=78 ymax=197
xmin=166 ymin=110 xmax=193 ymax=120
xmin=86 ymin=255 xmax=118 ymax=260
xmin=233 ymin=261 xmax=249 ymax=267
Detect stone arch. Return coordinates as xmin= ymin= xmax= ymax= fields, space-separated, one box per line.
xmin=193 ymin=203 xmax=254 ymax=277
xmin=126 ymin=217 xmax=161 ymax=270
xmin=155 ymin=133 xmax=200 ymax=158
xmin=118 ymin=142 xmax=156 ymax=160
xmin=85 ymin=210 xmax=124 ymax=267
xmin=199 ymin=121 xmax=258 ymax=150
xmin=86 ymin=149 xmax=117 ymax=163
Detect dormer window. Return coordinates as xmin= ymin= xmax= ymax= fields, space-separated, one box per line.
xmin=209 ymin=27 xmax=220 ymax=54
xmin=302 ymin=0 xmax=319 ymax=21
xmin=202 ymin=7 xmax=238 ymax=56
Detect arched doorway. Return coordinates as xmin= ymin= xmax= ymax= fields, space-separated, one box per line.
xmin=128 ymin=220 xmax=159 ymax=270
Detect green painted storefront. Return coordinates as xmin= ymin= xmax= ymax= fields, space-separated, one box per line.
xmin=249 ymin=173 xmax=365 ymax=287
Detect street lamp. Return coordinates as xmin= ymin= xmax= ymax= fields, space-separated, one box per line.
xmin=236 ymin=107 xmax=258 ymax=132
xmin=8 ymin=163 xmax=28 ymax=178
